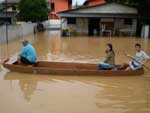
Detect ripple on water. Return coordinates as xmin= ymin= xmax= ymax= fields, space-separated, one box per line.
xmin=0 ymin=31 xmax=150 ymax=113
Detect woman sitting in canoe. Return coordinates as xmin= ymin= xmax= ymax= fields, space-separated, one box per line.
xmin=18 ymin=40 xmax=37 ymax=65
xmin=97 ymin=43 xmax=115 ymax=70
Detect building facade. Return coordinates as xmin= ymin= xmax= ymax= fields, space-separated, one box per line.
xmin=0 ymin=0 xmax=18 ymax=24
xmin=58 ymin=3 xmax=139 ymax=37
xmin=49 ymin=0 xmax=72 ymax=19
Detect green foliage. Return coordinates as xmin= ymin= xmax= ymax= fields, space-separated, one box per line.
xmin=18 ymin=0 xmax=49 ymax=22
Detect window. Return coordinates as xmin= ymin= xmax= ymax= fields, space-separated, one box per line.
xmin=124 ymin=19 xmax=132 ymax=25
xmin=67 ymin=18 xmax=76 ymax=24
xmin=51 ymin=3 xmax=55 ymax=11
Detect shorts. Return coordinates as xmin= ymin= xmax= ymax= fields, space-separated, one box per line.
xmin=20 ymin=56 xmax=35 ymax=65
xmin=129 ymin=61 xmax=142 ymax=70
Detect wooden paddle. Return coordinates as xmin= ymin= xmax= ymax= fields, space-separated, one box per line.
xmin=0 ymin=59 xmax=9 ymax=64
xmin=124 ymin=53 xmax=150 ymax=70
xmin=0 ymin=59 xmax=9 ymax=71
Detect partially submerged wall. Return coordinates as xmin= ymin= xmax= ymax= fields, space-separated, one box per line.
xmin=0 ymin=23 xmax=34 ymax=43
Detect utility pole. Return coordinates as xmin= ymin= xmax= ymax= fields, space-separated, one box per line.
xmin=5 ymin=0 xmax=9 ymax=58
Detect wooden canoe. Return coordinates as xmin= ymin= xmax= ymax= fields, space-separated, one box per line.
xmin=3 ymin=60 xmax=144 ymax=76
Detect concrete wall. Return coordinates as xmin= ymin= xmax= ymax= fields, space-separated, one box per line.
xmin=47 ymin=20 xmax=61 ymax=29
xmin=42 ymin=20 xmax=51 ymax=29
xmin=0 ymin=25 xmax=7 ymax=43
xmin=61 ymin=18 xmax=137 ymax=36
xmin=0 ymin=23 xmax=34 ymax=43
xmin=114 ymin=19 xmax=137 ymax=36
xmin=0 ymin=25 xmax=22 ymax=43
xmin=141 ymin=25 xmax=150 ymax=38
xmin=62 ymin=18 xmax=88 ymax=35
xmin=21 ymin=23 xmax=34 ymax=36
xmin=76 ymin=18 xmax=88 ymax=35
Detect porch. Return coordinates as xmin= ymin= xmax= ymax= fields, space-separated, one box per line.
xmin=58 ymin=2 xmax=138 ymax=37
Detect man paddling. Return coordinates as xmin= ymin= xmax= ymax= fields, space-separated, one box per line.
xmin=125 ymin=43 xmax=150 ymax=70
xmin=18 ymin=40 xmax=37 ymax=65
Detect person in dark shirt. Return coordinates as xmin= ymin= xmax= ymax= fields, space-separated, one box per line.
xmin=97 ymin=43 xmax=115 ymax=70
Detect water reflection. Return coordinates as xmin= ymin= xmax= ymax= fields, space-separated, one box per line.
xmin=50 ymin=35 xmax=62 ymax=55
xmin=4 ymin=73 xmax=150 ymax=113
xmin=98 ymin=79 xmax=150 ymax=112
xmin=5 ymin=74 xmax=35 ymax=101
xmin=19 ymin=79 xmax=37 ymax=101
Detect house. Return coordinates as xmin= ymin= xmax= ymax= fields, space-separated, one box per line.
xmin=0 ymin=0 xmax=50 ymax=24
xmin=58 ymin=2 xmax=139 ymax=37
xmin=83 ymin=0 xmax=105 ymax=7
xmin=49 ymin=0 xmax=72 ymax=19
xmin=0 ymin=0 xmax=18 ymax=24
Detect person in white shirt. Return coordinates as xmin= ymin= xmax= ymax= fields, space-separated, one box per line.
xmin=117 ymin=43 xmax=149 ymax=70
xmin=126 ymin=43 xmax=150 ymax=70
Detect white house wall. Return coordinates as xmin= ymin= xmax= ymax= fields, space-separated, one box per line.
xmin=62 ymin=18 xmax=88 ymax=35
xmin=61 ymin=17 xmax=137 ymax=36
xmin=76 ymin=18 xmax=88 ymax=35
xmin=114 ymin=19 xmax=137 ymax=35
xmin=62 ymin=18 xmax=68 ymax=29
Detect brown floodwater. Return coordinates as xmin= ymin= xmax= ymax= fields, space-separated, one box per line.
xmin=0 ymin=30 xmax=150 ymax=113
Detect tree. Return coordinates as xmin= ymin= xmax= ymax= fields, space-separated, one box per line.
xmin=18 ymin=0 xmax=49 ymax=22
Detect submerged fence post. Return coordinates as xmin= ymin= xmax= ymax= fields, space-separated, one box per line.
xmin=5 ymin=0 xmax=9 ymax=59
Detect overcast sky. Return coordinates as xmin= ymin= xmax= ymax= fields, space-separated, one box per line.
xmin=73 ymin=0 xmax=86 ymax=5
xmin=0 ymin=0 xmax=87 ymax=5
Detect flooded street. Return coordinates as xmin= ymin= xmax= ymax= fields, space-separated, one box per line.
xmin=1 ymin=30 xmax=150 ymax=113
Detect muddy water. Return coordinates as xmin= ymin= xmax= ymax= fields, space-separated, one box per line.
xmin=0 ymin=30 xmax=150 ymax=113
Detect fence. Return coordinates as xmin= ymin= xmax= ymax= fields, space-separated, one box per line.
xmin=0 ymin=23 xmax=34 ymax=62
xmin=44 ymin=20 xmax=61 ymax=29
xmin=0 ymin=23 xmax=34 ymax=44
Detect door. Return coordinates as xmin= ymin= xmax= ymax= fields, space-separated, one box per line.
xmin=88 ymin=18 xmax=100 ymax=36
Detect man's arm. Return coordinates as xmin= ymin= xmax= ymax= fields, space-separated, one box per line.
xmin=19 ymin=47 xmax=26 ymax=57
xmin=142 ymin=52 xmax=150 ymax=64
xmin=124 ymin=53 xmax=136 ymax=60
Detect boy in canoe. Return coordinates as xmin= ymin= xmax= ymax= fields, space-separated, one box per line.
xmin=122 ymin=43 xmax=149 ymax=70
xmin=97 ymin=43 xmax=115 ymax=70
xmin=18 ymin=40 xmax=37 ymax=65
